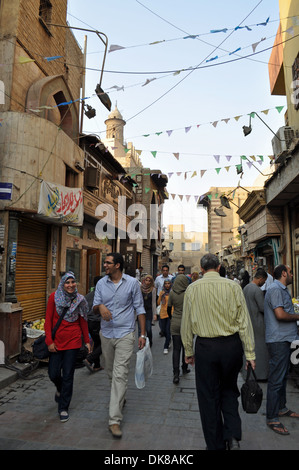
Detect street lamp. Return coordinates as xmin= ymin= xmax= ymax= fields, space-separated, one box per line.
xmin=47 ymin=23 xmax=111 ymax=112
xmin=242 ymin=112 xmax=284 ymax=142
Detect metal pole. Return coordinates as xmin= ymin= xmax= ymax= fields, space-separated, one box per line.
xmin=80 ymin=35 xmax=87 ymax=135
xmin=47 ymin=24 xmax=108 ymax=87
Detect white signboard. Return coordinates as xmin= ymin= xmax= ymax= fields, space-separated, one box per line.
xmin=38 ymin=181 xmax=83 ymax=226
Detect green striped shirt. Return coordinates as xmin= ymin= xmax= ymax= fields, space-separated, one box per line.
xmin=181 ymin=271 xmax=255 ymax=360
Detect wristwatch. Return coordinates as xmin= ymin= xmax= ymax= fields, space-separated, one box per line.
xmin=140 ymin=335 xmax=146 ymax=339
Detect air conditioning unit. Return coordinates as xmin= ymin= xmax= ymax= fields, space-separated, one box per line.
xmin=84 ymin=166 xmax=99 ymax=189
xmin=272 ymin=126 xmax=295 ymax=161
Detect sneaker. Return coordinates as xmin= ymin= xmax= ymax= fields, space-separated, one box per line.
xmin=59 ymin=411 xmax=69 ymax=423
xmin=163 ymin=348 xmax=168 ymax=354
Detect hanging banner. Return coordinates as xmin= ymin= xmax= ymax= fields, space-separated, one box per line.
xmin=38 ymin=181 xmax=83 ymax=226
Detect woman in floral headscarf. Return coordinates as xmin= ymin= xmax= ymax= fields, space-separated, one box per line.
xmin=140 ymin=275 xmax=157 ymax=347
xmin=45 ymin=272 xmax=91 ymax=423
xmin=157 ymin=279 xmax=173 ymax=354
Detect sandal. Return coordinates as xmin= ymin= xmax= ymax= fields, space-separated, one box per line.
xmin=267 ymin=422 xmax=289 ymax=435
xmin=279 ymin=409 xmax=299 ymax=419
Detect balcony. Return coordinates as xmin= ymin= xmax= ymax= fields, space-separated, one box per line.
xmin=268 ymin=23 xmax=285 ymax=96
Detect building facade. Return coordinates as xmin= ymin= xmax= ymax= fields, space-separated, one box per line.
xmin=0 ymin=0 xmax=136 ymax=359
xmin=238 ymin=0 xmax=299 ymax=294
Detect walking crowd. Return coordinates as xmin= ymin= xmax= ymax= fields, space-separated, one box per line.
xmin=43 ymin=252 xmax=299 ymax=450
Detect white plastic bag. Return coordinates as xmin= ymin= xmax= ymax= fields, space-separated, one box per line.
xmin=135 ymin=338 xmax=153 ymax=389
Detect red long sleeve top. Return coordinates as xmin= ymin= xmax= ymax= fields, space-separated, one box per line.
xmin=45 ymin=292 xmax=89 ymax=350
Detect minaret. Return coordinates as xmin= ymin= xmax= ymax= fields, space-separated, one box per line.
xmin=104 ymin=103 xmax=126 ymax=144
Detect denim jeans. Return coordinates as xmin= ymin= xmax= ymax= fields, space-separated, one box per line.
xmin=138 ymin=319 xmax=153 ymax=346
xmin=172 ymin=335 xmax=187 ymax=375
xmin=266 ymin=341 xmax=291 ymax=422
xmin=48 ymin=349 xmax=78 ymax=413
xmin=160 ymin=317 xmax=171 ymax=349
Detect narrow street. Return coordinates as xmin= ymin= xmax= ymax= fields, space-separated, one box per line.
xmin=1 ymin=325 xmax=299 ymax=453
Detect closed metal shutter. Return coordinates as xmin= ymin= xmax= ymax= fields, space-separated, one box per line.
xmin=15 ymin=218 xmax=48 ymax=323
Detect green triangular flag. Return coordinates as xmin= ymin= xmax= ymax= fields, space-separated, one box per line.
xmin=240 ymin=155 xmax=247 ymax=160
xmin=276 ymin=106 xmax=284 ymax=113
xmin=215 ymin=168 xmax=221 ymax=174
xmin=151 ymin=151 xmax=157 ymax=158
xmin=145 ymin=187 xmax=151 ymax=193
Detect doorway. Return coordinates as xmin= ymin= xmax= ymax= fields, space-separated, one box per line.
xmin=87 ymin=249 xmax=101 ymax=293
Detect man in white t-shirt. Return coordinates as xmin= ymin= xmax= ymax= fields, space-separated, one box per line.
xmin=154 ymin=264 xmax=173 ymax=296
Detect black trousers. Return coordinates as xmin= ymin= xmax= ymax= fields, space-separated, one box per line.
xmin=86 ymin=320 xmax=102 ymax=368
xmin=195 ymin=333 xmax=243 ymax=450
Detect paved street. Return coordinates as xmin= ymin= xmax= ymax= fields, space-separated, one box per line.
xmin=1 ymin=325 xmax=299 ymax=453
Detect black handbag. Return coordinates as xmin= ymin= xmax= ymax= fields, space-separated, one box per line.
xmin=32 ymin=307 xmax=68 ymax=359
xmin=241 ymin=364 xmax=263 ymax=414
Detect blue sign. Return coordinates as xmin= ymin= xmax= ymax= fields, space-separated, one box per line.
xmin=0 ymin=182 xmax=12 ymax=200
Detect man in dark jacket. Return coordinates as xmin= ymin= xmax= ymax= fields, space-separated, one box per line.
xmin=84 ymin=276 xmax=103 ymax=372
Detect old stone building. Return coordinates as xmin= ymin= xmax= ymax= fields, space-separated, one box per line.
xmin=0 ymin=0 xmax=135 ymax=359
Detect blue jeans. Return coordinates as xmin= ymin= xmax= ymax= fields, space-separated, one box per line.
xmin=138 ymin=319 xmax=153 ymax=346
xmin=48 ymin=349 xmax=78 ymax=413
xmin=160 ymin=317 xmax=171 ymax=349
xmin=266 ymin=342 xmax=291 ymax=422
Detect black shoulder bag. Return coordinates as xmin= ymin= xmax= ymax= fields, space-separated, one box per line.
xmin=32 ymin=307 xmax=68 ymax=360
xmin=241 ymin=363 xmax=263 ymax=414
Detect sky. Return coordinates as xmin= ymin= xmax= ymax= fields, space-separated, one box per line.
xmin=66 ymin=0 xmax=287 ymax=232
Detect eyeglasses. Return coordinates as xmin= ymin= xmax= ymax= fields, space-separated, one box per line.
xmin=104 ymin=261 xmax=114 ymax=265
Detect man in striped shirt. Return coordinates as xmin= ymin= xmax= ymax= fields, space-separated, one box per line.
xmin=181 ymin=254 xmax=256 ymax=451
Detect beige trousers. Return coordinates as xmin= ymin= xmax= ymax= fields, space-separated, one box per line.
xmin=100 ymin=331 xmax=135 ymax=425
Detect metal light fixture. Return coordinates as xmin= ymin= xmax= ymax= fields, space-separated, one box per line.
xmin=243 ymin=125 xmax=252 ymax=136
xmin=220 ymin=195 xmax=231 ymax=209
xmin=95 ymin=84 xmax=111 ymax=111
xmin=47 ymin=23 xmax=111 ymax=110
xmin=84 ymin=105 xmax=96 ymax=119
xmin=243 ymin=112 xmax=285 ymax=142
xmin=214 ymin=207 xmax=226 ymax=217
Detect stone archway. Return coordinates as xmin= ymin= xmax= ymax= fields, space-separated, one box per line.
xmin=26 ymin=75 xmax=79 ymax=139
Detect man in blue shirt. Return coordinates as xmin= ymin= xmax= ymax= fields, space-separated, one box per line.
xmin=264 ymin=264 xmax=299 ymax=436
xmin=93 ymin=253 xmax=146 ymax=438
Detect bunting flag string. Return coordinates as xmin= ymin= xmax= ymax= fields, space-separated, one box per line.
xmin=133 ymin=106 xmax=285 ymax=140
xmin=124 ymin=155 xmax=273 ymax=187
xmin=13 ymin=18 xmax=298 ymax=92
xmin=107 ymin=15 xmax=278 ymax=54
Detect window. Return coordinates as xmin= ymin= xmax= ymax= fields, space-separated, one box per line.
xmin=39 ymin=0 xmax=52 ymax=22
xmin=191 ymin=242 xmax=201 ymax=251
xmin=181 ymin=243 xmax=185 ymax=251
xmin=67 ymin=226 xmax=83 ymax=237
xmin=66 ymin=249 xmax=81 ymax=281
xmin=39 ymin=0 xmax=52 ymax=35
xmin=65 ymin=165 xmax=78 ymax=188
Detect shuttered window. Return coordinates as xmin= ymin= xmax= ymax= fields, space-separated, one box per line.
xmin=15 ymin=218 xmax=48 ymax=323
